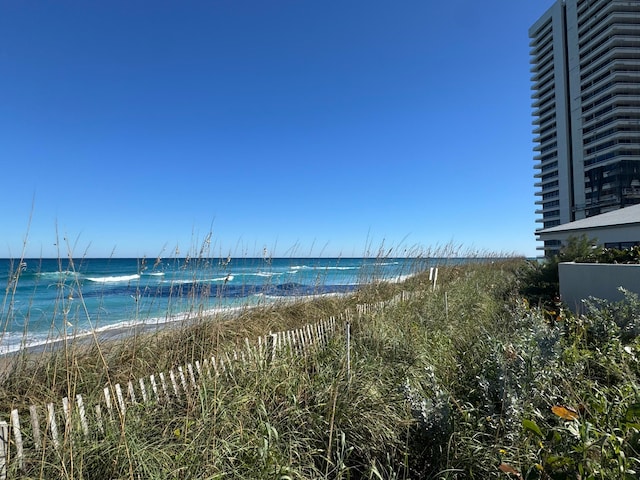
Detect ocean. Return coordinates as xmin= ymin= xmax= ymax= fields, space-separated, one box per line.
xmin=0 ymin=257 xmax=428 ymax=354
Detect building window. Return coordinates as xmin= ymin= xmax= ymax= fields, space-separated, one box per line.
xmin=604 ymin=241 xmax=640 ymax=250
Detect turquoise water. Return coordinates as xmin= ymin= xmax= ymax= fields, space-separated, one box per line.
xmin=1 ymin=257 xmax=428 ymax=353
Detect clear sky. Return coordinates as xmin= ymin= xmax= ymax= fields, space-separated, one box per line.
xmin=1 ymin=0 xmax=556 ymax=259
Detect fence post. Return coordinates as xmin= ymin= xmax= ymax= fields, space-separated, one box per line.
xmin=0 ymin=421 xmax=8 ymax=480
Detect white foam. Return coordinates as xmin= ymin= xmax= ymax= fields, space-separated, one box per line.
xmin=85 ymin=274 xmax=141 ymax=283
xmin=289 ymin=265 xmax=357 ymax=271
xmin=0 ymin=331 xmax=55 ymax=355
xmin=163 ymin=275 xmax=233 ymax=285
xmin=251 ymin=271 xmax=279 ymax=277
xmin=38 ymin=271 xmax=79 ymax=280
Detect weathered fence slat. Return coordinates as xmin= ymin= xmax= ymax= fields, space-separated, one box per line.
xmin=47 ymin=403 xmax=60 ymax=449
xmin=257 ymin=336 xmax=263 ymax=360
xmin=29 ymin=405 xmax=41 ymax=451
xmin=10 ymin=409 xmax=23 ymax=469
xmin=210 ymin=356 xmax=218 ymax=376
xmin=159 ymin=372 xmax=170 ymax=399
xmin=128 ymin=381 xmax=137 ymax=404
xmin=115 ymin=384 xmax=126 ymax=415
xmin=0 ymin=421 xmax=8 ymax=480
xmin=177 ymin=366 xmax=188 ymax=393
xmin=139 ymin=378 xmax=148 ymax=403
xmin=76 ymin=394 xmax=89 ymax=437
xmin=62 ymin=397 xmax=72 ymax=433
xmin=187 ymin=363 xmax=197 ymax=390
xmin=286 ymin=330 xmax=293 ymax=351
xmin=150 ymin=374 xmax=160 ymax=402
xmin=269 ymin=333 xmax=277 ymax=361
xmin=169 ymin=370 xmax=180 ymax=398
xmin=94 ymin=405 xmax=104 ymax=435
xmin=103 ymin=387 xmax=113 ymax=420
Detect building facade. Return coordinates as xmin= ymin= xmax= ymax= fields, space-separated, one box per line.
xmin=530 ymin=0 xmax=640 ymax=256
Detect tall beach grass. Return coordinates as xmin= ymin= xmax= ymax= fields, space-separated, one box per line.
xmin=1 ymin=239 xmax=638 ymax=479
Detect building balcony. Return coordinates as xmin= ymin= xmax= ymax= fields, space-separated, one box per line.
xmin=529 ymin=27 xmax=553 ymax=49
xmin=586 ymin=194 xmax=621 ymax=206
xmin=583 ymin=105 xmax=639 ymax=129
xmin=581 ymin=38 xmax=640 ymax=71
xmin=579 ymin=13 xmax=640 ymax=50
xmin=531 ymin=66 xmax=554 ymax=85
xmin=534 ymin=170 xmax=559 ymax=180
xmin=531 ymin=91 xmax=556 ymax=109
xmin=623 ymin=181 xmax=640 ymax=199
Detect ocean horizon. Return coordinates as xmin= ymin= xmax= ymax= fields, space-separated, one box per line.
xmin=1 ymin=256 xmax=434 ymax=355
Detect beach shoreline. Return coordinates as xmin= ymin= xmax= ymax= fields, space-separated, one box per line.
xmin=0 ymin=290 xmax=356 ymax=380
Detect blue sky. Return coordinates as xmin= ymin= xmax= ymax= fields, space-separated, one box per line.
xmin=1 ymin=0 xmax=556 ymax=259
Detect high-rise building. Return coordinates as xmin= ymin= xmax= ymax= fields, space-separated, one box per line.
xmin=530 ymin=0 xmax=640 ymax=256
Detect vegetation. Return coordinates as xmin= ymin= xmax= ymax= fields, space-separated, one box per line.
xmin=2 ymin=255 xmax=640 ymax=478
xmin=518 ymin=235 xmax=640 ymax=315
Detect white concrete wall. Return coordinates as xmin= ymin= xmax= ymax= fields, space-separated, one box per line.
xmin=559 ymin=262 xmax=640 ymax=313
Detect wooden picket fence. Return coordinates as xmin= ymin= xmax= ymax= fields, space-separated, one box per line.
xmin=0 ymin=271 xmax=437 ymax=478
xmin=0 ymin=317 xmax=339 ymax=477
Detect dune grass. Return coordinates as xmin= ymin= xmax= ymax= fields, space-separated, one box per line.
xmin=1 ymin=255 xmax=640 ymax=478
